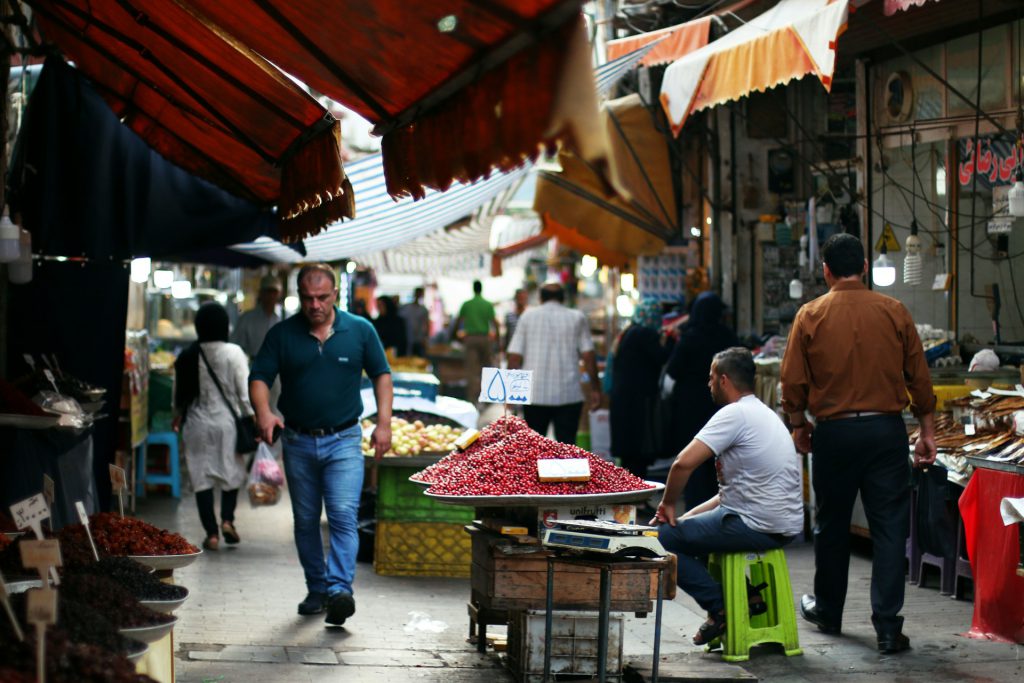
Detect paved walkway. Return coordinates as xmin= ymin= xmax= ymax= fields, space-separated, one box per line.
xmin=136 ymin=482 xmax=1022 ymax=682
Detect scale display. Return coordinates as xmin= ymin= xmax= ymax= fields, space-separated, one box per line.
xmin=541 ymin=520 xmax=667 ymax=557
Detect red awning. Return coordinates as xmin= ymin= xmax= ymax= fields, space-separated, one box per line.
xmin=30 ymin=1 xmax=604 ymax=240
xmin=31 ymin=0 xmax=352 ymax=242
xmin=883 ymin=0 xmax=940 ymax=15
xmin=180 ymin=1 xmax=603 ymax=200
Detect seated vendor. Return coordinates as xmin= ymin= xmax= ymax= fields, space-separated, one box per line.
xmin=651 ymin=347 xmax=803 ymax=646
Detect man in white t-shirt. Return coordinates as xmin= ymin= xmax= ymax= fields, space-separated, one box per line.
xmin=651 ymin=347 xmax=803 ymax=647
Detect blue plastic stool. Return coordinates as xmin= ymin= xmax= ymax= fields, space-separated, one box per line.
xmin=136 ymin=431 xmax=181 ymax=498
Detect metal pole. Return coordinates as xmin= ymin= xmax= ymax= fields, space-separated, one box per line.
xmin=543 ymin=557 xmax=554 ymax=682
xmin=652 ymin=564 xmax=665 ymax=683
xmin=597 ymin=566 xmax=611 ymax=683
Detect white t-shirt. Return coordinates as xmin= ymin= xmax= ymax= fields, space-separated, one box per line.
xmin=694 ymin=394 xmax=803 ymax=536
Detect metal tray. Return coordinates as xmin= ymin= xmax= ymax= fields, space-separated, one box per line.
xmin=965 ymin=455 xmax=1024 ymax=475
xmin=139 ymin=587 xmax=189 ymax=613
xmin=124 ymin=639 xmax=149 ymax=662
xmin=127 ymin=550 xmax=202 ymax=571
xmin=119 ymin=617 xmax=177 ymax=643
xmin=373 ymin=452 xmax=449 ymax=468
xmin=423 ymin=481 xmax=664 ymax=506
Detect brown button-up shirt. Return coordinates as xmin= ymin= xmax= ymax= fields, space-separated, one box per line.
xmin=780 ymin=279 xmax=936 ymax=420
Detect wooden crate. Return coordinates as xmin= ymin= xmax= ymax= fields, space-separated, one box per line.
xmin=468 ymin=527 xmax=674 ymax=613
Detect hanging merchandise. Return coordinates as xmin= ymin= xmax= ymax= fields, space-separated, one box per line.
xmin=904 ymin=221 xmax=923 ymax=285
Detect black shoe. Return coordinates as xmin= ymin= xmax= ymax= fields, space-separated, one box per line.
xmin=325 ymin=592 xmax=356 ymax=626
xmin=877 ymin=632 xmax=910 ymax=654
xmin=800 ymin=594 xmax=841 ymax=634
xmin=297 ymin=592 xmax=327 ymax=615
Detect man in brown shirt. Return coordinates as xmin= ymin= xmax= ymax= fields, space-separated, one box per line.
xmin=781 ymin=233 xmax=936 ymax=655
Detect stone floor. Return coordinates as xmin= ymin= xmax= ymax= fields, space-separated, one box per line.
xmin=136 ymin=477 xmax=1022 ymax=683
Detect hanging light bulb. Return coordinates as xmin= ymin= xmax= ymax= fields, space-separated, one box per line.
xmin=872 ymin=242 xmax=896 ymax=287
xmin=788 ymin=270 xmax=804 ymax=300
xmin=798 ymin=232 xmax=809 ymax=269
xmin=903 ymin=221 xmax=923 ymax=286
xmin=1009 ymin=170 xmax=1024 ymax=217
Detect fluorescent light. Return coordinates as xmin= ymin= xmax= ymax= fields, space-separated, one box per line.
xmin=154 ymin=269 xmax=174 ymax=289
xmin=935 ymin=165 xmax=947 ymax=197
xmin=690 ymin=226 xmax=702 ymax=238
xmin=615 ymin=294 xmax=635 ymax=318
xmin=579 ymin=255 xmax=598 ymax=278
xmin=705 ymin=216 xmax=712 ymax=225
xmin=346 ymin=260 xmax=357 ymax=274
xmin=284 ymin=295 xmax=300 ymax=313
xmin=170 ymin=280 xmax=192 ymax=299
xmin=620 ymin=273 xmax=635 ymax=292
xmin=130 ymin=257 xmax=151 ymax=283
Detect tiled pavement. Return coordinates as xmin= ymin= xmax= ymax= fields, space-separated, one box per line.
xmin=137 ymin=479 xmax=1023 ymax=682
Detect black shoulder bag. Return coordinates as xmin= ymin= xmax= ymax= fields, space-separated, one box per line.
xmin=198 ymin=346 xmax=259 ymax=454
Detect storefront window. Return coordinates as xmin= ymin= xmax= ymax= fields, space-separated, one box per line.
xmin=946 ymin=26 xmax=1009 ymax=116
xmin=911 ymin=44 xmax=944 ymax=120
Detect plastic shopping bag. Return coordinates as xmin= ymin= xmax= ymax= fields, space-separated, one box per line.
xmin=247 ymin=442 xmax=283 ymax=506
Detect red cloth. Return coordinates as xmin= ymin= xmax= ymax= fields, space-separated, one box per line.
xmin=958 ymin=468 xmax=1024 ymax=643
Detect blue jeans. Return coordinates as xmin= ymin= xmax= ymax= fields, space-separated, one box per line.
xmin=282 ymin=425 xmax=363 ymax=596
xmin=658 ymin=506 xmax=791 ymax=613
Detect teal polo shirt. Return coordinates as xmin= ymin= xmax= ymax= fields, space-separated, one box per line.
xmin=250 ymin=309 xmax=390 ymax=429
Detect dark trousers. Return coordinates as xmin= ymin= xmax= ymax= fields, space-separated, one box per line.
xmin=196 ymin=487 xmax=238 ymax=539
xmin=811 ymin=414 xmax=910 ymax=636
xmin=523 ymin=403 xmax=583 ymax=445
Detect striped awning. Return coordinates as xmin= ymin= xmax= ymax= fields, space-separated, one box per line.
xmin=606 ymin=17 xmax=712 ymax=67
xmin=232 ymin=44 xmax=655 ymax=264
xmin=883 ymin=0 xmax=939 ymax=15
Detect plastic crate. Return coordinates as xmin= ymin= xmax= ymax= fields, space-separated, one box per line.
xmin=376 ymin=465 xmax=474 ymax=524
xmin=507 ymin=609 xmax=624 ymax=683
xmin=374 ymin=520 xmax=471 ymax=577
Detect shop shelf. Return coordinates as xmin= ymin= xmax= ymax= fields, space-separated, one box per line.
xmin=376 ymin=465 xmax=474 ymax=524
xmin=374 ymin=520 xmax=471 ymax=578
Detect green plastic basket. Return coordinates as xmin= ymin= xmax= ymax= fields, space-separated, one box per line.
xmin=376 ymin=466 xmax=473 ymax=524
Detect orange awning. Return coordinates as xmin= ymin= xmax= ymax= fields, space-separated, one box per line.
xmin=660 ymin=0 xmax=849 ymax=136
xmin=606 ymin=17 xmax=712 ymax=67
xmin=533 ymin=93 xmax=675 ymax=262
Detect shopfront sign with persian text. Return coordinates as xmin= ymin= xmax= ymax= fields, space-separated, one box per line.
xmin=957 ymin=136 xmax=1020 ymax=189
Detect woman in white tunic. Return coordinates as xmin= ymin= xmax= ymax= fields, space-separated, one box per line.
xmin=174 ymin=303 xmax=251 ymax=551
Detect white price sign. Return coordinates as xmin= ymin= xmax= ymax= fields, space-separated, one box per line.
xmin=478 ymin=368 xmax=532 ymax=405
xmin=10 ymin=494 xmax=50 ymax=539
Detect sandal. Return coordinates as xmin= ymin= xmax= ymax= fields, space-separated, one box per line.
xmin=748 ymin=581 xmax=768 ymax=617
xmin=693 ymin=610 xmax=727 ymax=646
xmin=202 ymin=536 xmax=219 ymax=551
xmin=221 ymin=521 xmax=240 ymax=545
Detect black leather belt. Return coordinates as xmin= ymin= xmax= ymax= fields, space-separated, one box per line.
xmin=288 ymin=417 xmax=358 ymax=437
xmin=818 ymin=411 xmax=896 ymax=422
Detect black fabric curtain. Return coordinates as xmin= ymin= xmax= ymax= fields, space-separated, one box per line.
xmin=5 ymin=259 xmax=131 ymax=512
xmin=7 ymin=56 xmax=280 ymax=262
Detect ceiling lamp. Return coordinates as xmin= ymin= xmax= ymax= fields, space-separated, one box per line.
xmin=872 ymin=243 xmax=896 ymax=287
xmin=903 ymin=221 xmax=923 ymax=286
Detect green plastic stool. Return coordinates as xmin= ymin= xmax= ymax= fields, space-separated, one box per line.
xmin=706 ymin=548 xmax=803 ymax=662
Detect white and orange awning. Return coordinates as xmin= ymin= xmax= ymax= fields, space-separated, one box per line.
xmin=659 ymin=0 xmax=850 ymax=136
xmin=606 ymin=17 xmax=712 ymax=67
xmin=883 ymin=0 xmax=940 ymax=15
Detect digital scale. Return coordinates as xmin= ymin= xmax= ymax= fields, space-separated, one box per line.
xmin=540 ymin=519 xmax=667 ymax=558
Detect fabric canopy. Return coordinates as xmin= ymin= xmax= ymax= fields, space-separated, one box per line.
xmin=883 ymin=0 xmax=939 ymax=15
xmin=8 ymin=57 xmax=280 ymax=266
xmin=533 ymin=93 xmax=676 ymax=261
xmin=606 ymin=17 xmax=712 ymax=67
xmin=232 ymin=44 xmax=655 ymax=265
xmin=182 ymin=1 xmax=605 ymax=202
xmin=660 ymin=0 xmax=849 ymax=135
xmin=31 ymin=0 xmax=352 ymax=243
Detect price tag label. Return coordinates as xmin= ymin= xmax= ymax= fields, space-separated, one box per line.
xmin=75 ymin=502 xmax=100 ymax=561
xmin=26 ymin=588 xmax=57 ymax=626
xmin=42 ymin=475 xmax=55 ymax=509
xmin=19 ymin=539 xmax=62 ymax=572
xmin=10 ymin=494 xmax=50 ymax=539
xmin=537 ymin=458 xmax=591 ymax=482
xmin=109 ymin=464 xmax=127 ymax=491
xmin=479 ymin=368 xmax=532 ymax=404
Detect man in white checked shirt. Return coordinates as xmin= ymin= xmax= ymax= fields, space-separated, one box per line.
xmin=507 ymin=280 xmax=602 ymax=444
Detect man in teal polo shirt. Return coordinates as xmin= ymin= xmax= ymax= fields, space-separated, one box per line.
xmin=250 ymin=263 xmax=393 ymax=627
xmin=452 ymin=280 xmax=500 ymax=405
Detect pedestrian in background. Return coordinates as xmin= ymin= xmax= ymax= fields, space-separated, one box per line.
xmin=373 ymin=295 xmax=407 ymax=357
xmin=504 ymin=288 xmax=528 ymax=353
xmin=174 ymin=303 xmax=251 ymax=552
xmin=610 ymin=299 xmax=672 ymax=477
xmin=250 ymin=263 xmax=393 ymax=628
xmin=399 ymin=287 xmax=430 ymax=357
xmin=508 ymin=280 xmax=600 ymax=444
xmin=452 ymin=280 xmax=500 ymax=405
xmin=781 ymin=233 xmax=936 ymax=654
xmin=664 ymin=291 xmax=738 ymax=510
xmin=232 ymin=274 xmax=281 ymax=359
